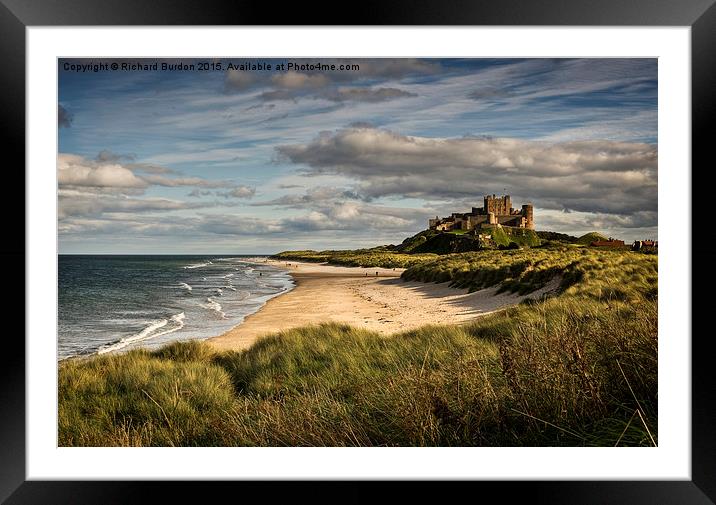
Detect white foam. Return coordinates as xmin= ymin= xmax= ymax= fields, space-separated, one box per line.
xmin=66 ymin=259 xmax=292 ymax=359
xmin=96 ymin=312 xmax=186 ymax=355
xmin=184 ymin=262 xmax=209 ymax=269
xmin=205 ymin=297 xmax=226 ymax=318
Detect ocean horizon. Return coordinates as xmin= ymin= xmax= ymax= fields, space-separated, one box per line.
xmin=58 ymin=254 xmax=294 ymax=360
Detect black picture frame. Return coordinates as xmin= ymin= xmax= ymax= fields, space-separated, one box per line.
xmin=4 ymin=1 xmax=712 ymax=503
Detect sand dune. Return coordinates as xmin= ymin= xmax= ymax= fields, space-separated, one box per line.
xmin=208 ymin=260 xmax=559 ymax=352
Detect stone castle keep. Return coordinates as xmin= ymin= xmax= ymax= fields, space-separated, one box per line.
xmin=429 ymin=195 xmax=534 ymax=232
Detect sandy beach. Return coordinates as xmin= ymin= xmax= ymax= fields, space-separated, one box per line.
xmin=208 ymin=259 xmax=559 ymax=352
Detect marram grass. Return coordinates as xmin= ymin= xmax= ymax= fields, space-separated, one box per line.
xmin=273 ymin=249 xmax=438 ymax=268
xmin=59 ymin=247 xmax=657 ymax=446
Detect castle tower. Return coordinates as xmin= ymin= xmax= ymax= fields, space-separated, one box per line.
xmin=484 ymin=194 xmax=512 ymax=216
xmin=521 ymin=204 xmax=534 ymax=229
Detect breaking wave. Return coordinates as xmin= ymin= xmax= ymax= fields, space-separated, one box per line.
xmin=184 ymin=262 xmax=210 ymax=269
xmin=97 ymin=312 xmax=186 ymax=355
xmin=205 ymin=297 xmax=226 ymax=318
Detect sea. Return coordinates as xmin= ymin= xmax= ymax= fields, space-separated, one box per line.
xmin=58 ymin=255 xmax=294 ymax=360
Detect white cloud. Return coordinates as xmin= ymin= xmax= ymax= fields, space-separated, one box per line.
xmin=224 ymin=69 xmax=256 ymax=91
xmin=58 ymin=154 xmax=147 ymax=189
xmin=271 ymin=71 xmax=329 ymax=89
xmin=217 ymin=186 xmax=256 ymax=198
xmin=58 ymin=190 xmax=192 ymax=219
xmin=276 ymin=126 xmax=657 ymax=216
xmin=58 ymin=153 xmax=256 ymax=220
xmin=141 ymin=174 xmax=234 ymax=188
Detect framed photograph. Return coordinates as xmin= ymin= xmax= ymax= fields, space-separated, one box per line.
xmin=7 ymin=0 xmax=712 ymax=502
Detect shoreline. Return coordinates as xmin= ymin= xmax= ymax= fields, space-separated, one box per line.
xmin=207 ymin=259 xmax=560 ymax=352
xmin=207 ymin=260 xmax=403 ymax=351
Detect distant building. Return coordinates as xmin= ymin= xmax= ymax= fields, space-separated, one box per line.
xmin=428 ymin=194 xmax=534 ymax=232
xmin=590 ymin=238 xmax=625 ymax=247
xmin=632 ymin=240 xmax=658 ymax=251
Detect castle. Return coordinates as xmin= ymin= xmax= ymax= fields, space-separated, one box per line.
xmin=429 ymin=195 xmax=534 ymax=232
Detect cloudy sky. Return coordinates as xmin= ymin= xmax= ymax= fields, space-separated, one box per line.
xmin=58 ymin=58 xmax=657 ymax=254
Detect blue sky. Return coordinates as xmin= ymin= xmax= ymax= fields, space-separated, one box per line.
xmin=58 ymin=58 xmax=658 ymax=253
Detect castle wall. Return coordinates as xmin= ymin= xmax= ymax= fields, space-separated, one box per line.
xmin=429 ymin=195 xmax=535 ymax=231
xmin=497 ymin=215 xmax=524 ymax=227
xmin=468 ymin=214 xmax=489 ymax=229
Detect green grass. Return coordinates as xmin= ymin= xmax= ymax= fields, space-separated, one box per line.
xmin=272 ymin=249 xmax=437 ymax=269
xmin=536 ymin=230 xmax=579 ymax=243
xmin=59 ymin=247 xmax=657 ymax=447
xmin=402 ymin=246 xmax=656 ymax=299
xmin=394 ymin=229 xmax=439 ymax=253
xmin=59 ymin=342 xmax=235 ymax=446
xmin=577 ymin=231 xmax=609 ymax=245
xmin=499 ymin=227 xmax=541 ymax=247
xmin=274 ymin=226 xmax=541 ymax=264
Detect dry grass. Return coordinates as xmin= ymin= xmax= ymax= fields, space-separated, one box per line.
xmin=273 ymin=249 xmax=437 ymax=268
xmin=59 ymin=248 xmax=657 ymax=447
